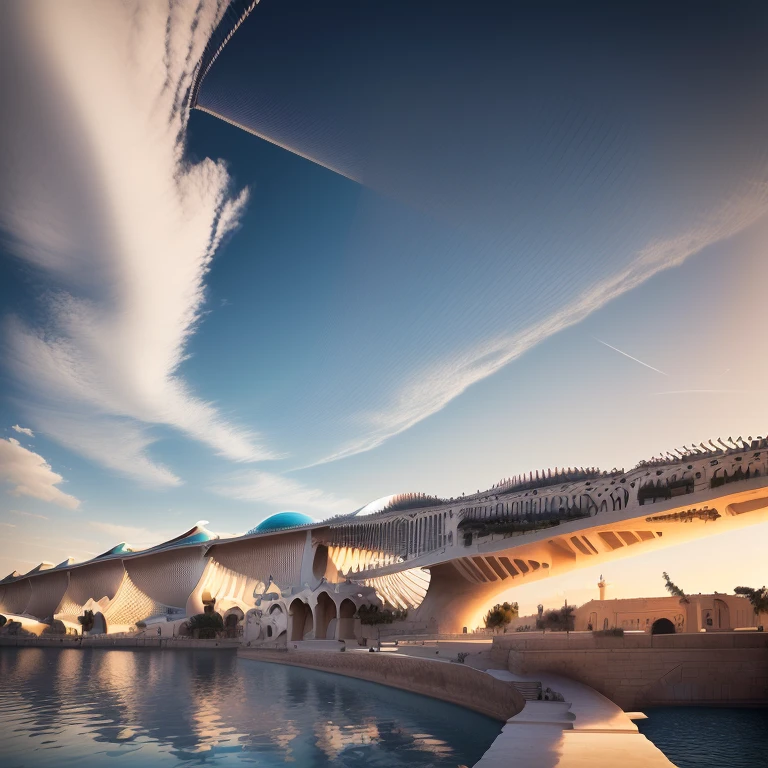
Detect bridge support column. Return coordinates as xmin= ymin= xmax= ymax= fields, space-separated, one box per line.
xmin=414 ymin=563 xmax=511 ymax=634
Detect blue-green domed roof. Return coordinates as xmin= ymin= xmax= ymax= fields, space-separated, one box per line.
xmin=248 ymin=511 xmax=314 ymax=534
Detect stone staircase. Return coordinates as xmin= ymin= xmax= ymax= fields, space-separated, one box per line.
xmin=512 ymin=680 xmax=542 ymax=700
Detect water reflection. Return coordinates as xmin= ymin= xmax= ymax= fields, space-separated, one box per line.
xmin=0 ymin=648 xmax=499 ymax=767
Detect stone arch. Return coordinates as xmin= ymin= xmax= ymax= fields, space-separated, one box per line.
xmin=314 ymin=591 xmax=337 ymax=640
xmin=92 ymin=611 xmax=107 ymax=635
xmin=714 ymin=598 xmax=730 ymax=630
xmin=337 ymin=598 xmax=357 ymax=641
xmin=312 ymin=544 xmax=330 ymax=582
xmin=651 ymin=617 xmax=675 ymax=635
xmin=224 ymin=606 xmax=244 ymax=622
xmin=289 ymin=598 xmax=313 ymax=641
xmin=224 ymin=606 xmax=243 ymax=637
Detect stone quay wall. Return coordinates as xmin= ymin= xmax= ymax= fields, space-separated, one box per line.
xmin=239 ymin=648 xmax=524 ymax=721
xmin=0 ymin=636 xmax=240 ymax=650
xmin=491 ymin=631 xmax=768 ymax=710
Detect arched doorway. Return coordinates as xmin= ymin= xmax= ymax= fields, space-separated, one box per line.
xmin=315 ymin=592 xmax=337 ymax=640
xmin=337 ymin=598 xmax=357 ymax=641
xmin=289 ymin=599 xmax=313 ymax=641
xmin=714 ymin=599 xmax=730 ymax=630
xmin=651 ymin=617 xmax=675 ymax=635
xmin=225 ymin=611 xmax=241 ymax=638
xmin=92 ymin=612 xmax=107 ymax=635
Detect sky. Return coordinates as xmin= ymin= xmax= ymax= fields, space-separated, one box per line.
xmin=1 ymin=0 xmax=767 ymax=614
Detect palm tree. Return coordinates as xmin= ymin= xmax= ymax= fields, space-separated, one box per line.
xmin=734 ymin=586 xmax=768 ymax=624
xmin=662 ymin=572 xmax=689 ymax=604
xmin=78 ymin=609 xmax=95 ymax=636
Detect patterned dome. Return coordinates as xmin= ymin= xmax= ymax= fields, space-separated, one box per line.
xmin=248 ymin=511 xmax=314 ymax=534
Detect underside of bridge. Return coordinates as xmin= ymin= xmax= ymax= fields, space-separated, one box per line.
xmin=409 ymin=486 xmax=768 ymax=633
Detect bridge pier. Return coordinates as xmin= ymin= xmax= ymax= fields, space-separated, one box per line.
xmin=414 ymin=563 xmax=512 ymax=634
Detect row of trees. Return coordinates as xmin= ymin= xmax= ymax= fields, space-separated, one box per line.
xmin=356 ymin=605 xmax=408 ymax=625
xmin=483 ymin=601 xmax=577 ymax=632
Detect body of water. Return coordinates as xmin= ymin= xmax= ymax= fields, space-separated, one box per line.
xmin=0 ymin=648 xmax=500 ymax=768
xmin=637 ymin=706 xmax=768 ymax=768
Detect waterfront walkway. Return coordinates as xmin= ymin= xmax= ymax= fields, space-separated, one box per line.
xmin=388 ymin=642 xmax=676 ymax=767
xmin=475 ymin=668 xmax=675 ymax=768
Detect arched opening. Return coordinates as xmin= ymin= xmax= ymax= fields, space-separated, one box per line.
xmin=337 ymin=598 xmax=357 ymax=641
xmin=651 ymin=618 xmax=675 ymax=635
xmin=225 ymin=611 xmax=241 ymax=638
xmin=315 ymin=592 xmax=337 ymax=640
xmin=714 ymin=599 xmax=730 ymax=630
xmin=312 ymin=544 xmax=329 ymax=581
xmin=92 ymin=612 xmax=107 ymax=635
xmin=289 ymin=599 xmax=313 ymax=641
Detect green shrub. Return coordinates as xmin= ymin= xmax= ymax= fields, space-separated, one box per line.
xmin=188 ymin=612 xmax=224 ymax=638
xmin=484 ymin=602 xmax=519 ymax=633
xmin=536 ymin=604 xmax=576 ymax=631
xmin=356 ymin=605 xmax=408 ymax=625
xmin=78 ymin=609 xmax=95 ymax=634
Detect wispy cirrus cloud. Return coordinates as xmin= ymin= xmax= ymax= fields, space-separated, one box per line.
xmin=211 ymin=470 xmax=359 ymax=516
xmin=312 ymin=189 xmax=768 ymax=466
xmin=9 ymin=510 xmax=48 ymax=521
xmin=0 ymin=437 xmax=80 ymax=509
xmin=653 ymin=389 xmax=749 ymax=396
xmin=0 ymin=1 xmax=272 ymax=487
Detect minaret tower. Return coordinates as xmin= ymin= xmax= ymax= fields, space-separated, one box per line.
xmin=598 ymin=574 xmax=606 ymax=601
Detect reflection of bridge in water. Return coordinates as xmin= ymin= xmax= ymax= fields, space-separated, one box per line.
xmin=2 ymin=438 xmax=768 ymax=640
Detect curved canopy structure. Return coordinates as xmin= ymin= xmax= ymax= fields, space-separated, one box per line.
xmin=147 ymin=521 xmax=218 ymax=551
xmin=1 ymin=570 xmax=21 ymax=583
xmin=352 ymin=495 xmax=399 ymax=517
xmin=24 ymin=562 xmax=54 ymax=575
xmin=247 ymin=512 xmax=314 ymax=534
xmin=95 ymin=543 xmax=134 ymax=560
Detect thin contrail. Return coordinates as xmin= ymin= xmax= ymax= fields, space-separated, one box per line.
xmin=593 ymin=337 xmax=668 ymax=376
xmin=653 ymin=389 xmax=747 ymax=395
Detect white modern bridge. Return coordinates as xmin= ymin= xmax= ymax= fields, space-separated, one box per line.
xmin=2 ymin=437 xmax=768 ymax=641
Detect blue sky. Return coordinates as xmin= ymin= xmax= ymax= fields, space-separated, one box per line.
xmin=1 ymin=0 xmax=768 ymax=613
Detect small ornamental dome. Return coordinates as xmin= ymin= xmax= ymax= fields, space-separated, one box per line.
xmin=248 ymin=511 xmax=314 ymax=534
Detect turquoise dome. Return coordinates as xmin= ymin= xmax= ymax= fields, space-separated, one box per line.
xmin=248 ymin=511 xmax=314 ymax=534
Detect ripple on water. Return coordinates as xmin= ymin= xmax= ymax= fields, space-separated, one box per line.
xmin=0 ymin=648 xmax=500 ymax=767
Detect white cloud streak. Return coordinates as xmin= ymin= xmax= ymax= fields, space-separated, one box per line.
xmin=0 ymin=437 xmax=80 ymax=509
xmin=11 ymin=425 xmax=34 ymax=437
xmin=0 ymin=1 xmax=272 ymax=487
xmin=9 ymin=510 xmax=48 ymax=521
xmin=211 ymin=470 xmax=358 ymax=516
xmin=313 ymin=189 xmax=768 ymax=466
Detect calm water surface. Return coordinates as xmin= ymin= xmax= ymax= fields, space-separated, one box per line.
xmin=637 ymin=707 xmax=768 ymax=768
xmin=0 ymin=648 xmax=500 ymax=768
